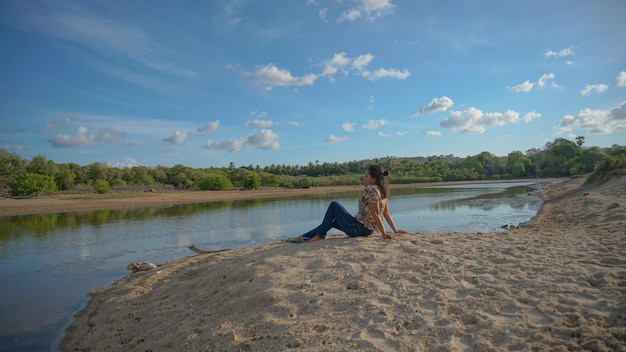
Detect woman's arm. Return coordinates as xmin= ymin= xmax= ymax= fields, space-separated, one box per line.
xmin=368 ymin=202 xmax=390 ymax=238
xmin=382 ymin=203 xmax=408 ymax=234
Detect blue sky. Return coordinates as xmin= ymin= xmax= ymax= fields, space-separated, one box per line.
xmin=1 ymin=0 xmax=625 ymax=169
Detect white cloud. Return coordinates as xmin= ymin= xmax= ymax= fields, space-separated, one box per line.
xmin=617 ymin=71 xmax=626 ymax=87
xmin=396 ymin=131 xmax=408 ymax=136
xmin=580 ymin=84 xmax=608 ymax=96
xmin=537 ymin=73 xmax=555 ymax=88
xmin=164 ymin=131 xmax=188 ymax=145
xmin=555 ymin=103 xmax=626 ymax=135
xmin=523 ymin=111 xmax=542 ymax=123
xmin=197 ymin=120 xmax=220 ymax=134
xmin=204 ymin=129 xmax=280 ymax=153
xmin=245 ymin=119 xmax=275 ymax=128
xmin=243 ymin=64 xmax=317 ymax=87
xmin=288 ymin=121 xmax=302 ymax=127
xmin=508 ymin=80 xmax=534 ymax=93
xmin=321 ymin=53 xmax=350 ymax=76
xmin=341 ymin=122 xmax=356 ymax=132
xmin=49 ymin=126 xmax=125 ymax=148
xmin=325 ymin=135 xmax=348 ymax=142
xmin=50 ymin=126 xmax=93 ymax=147
xmin=377 ymin=131 xmax=391 ymax=137
xmin=412 ymin=96 xmax=454 ymax=116
xmin=362 ymin=119 xmax=386 ymax=129
xmin=204 ymin=138 xmax=246 ymax=153
xmin=440 ymin=108 xmax=520 ymax=134
xmin=360 ymin=68 xmax=410 ymax=81
xmin=339 ymin=9 xmax=362 ymax=22
xmin=509 ymin=73 xmax=559 ymax=93
xmin=109 ymin=157 xmax=137 ymax=169
xmin=247 ymin=129 xmax=280 ymax=150
xmin=425 ymin=131 xmax=442 ymax=137
xmin=244 ymin=53 xmax=409 ymax=89
xmin=368 ymin=96 xmax=375 ymax=110
xmin=352 ymin=54 xmax=374 ymax=70
xmin=338 ymin=0 xmax=395 ymax=22
xmin=544 ymin=46 xmax=575 ymax=58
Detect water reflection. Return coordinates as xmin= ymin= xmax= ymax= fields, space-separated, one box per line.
xmin=429 ymin=185 xmax=541 ymax=212
xmin=0 ymin=181 xmax=543 ymax=351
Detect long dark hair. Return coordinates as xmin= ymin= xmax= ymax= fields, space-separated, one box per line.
xmin=367 ymin=165 xmax=389 ymax=199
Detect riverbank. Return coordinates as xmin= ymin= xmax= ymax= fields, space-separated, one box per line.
xmin=60 ymin=175 xmax=625 ymax=351
xmin=0 ymin=179 xmax=540 ymax=217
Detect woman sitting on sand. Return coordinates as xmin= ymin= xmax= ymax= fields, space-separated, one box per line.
xmin=287 ymin=165 xmax=407 ymax=243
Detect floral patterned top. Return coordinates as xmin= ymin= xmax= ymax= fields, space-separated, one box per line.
xmin=355 ymin=184 xmax=384 ymax=231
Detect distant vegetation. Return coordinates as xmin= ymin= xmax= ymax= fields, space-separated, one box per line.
xmin=1 ymin=137 xmax=624 ymax=196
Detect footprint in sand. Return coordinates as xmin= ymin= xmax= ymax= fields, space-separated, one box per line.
xmin=351 ymin=328 xmax=399 ymax=350
xmin=526 ymin=307 xmax=554 ymax=325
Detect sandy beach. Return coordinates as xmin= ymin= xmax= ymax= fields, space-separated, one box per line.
xmin=57 ymin=175 xmax=625 ymax=351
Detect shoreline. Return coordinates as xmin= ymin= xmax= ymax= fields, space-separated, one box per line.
xmin=59 ymin=175 xmax=626 ymax=351
xmin=0 ymin=178 xmax=545 ymax=217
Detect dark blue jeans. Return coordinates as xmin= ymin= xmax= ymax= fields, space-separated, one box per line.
xmin=300 ymin=201 xmax=373 ymax=239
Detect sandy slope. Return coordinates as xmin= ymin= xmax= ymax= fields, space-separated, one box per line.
xmin=61 ymin=176 xmax=625 ymax=351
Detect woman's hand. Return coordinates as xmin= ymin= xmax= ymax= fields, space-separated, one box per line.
xmin=383 ymin=232 xmax=397 ymax=240
xmin=394 ymin=229 xmax=409 ymax=234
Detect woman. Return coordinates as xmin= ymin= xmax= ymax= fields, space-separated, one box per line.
xmin=287 ymin=165 xmax=407 ymax=243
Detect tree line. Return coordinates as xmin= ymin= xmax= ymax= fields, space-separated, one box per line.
xmin=1 ymin=137 xmax=624 ymax=196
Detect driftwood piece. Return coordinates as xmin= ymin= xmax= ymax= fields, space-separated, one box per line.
xmin=188 ymin=244 xmax=230 ymax=254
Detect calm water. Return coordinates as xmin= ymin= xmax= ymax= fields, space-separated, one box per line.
xmin=0 ymin=182 xmax=543 ymax=351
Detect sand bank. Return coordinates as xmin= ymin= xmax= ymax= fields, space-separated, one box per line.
xmin=61 ymin=176 xmax=625 ymax=351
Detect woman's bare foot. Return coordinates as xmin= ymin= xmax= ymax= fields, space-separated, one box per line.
xmin=308 ymin=235 xmax=324 ymax=243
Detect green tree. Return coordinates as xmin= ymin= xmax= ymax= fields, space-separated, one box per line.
xmin=166 ymin=164 xmax=198 ymax=189
xmin=124 ymin=166 xmax=156 ymax=186
xmin=260 ymin=172 xmax=283 ymax=187
xmin=542 ymin=138 xmax=582 ymax=176
xmin=26 ymin=155 xmax=58 ymax=176
xmin=55 ymin=168 xmax=77 ymax=190
xmin=107 ymin=167 xmax=126 ymax=186
xmin=0 ymin=151 xmax=27 ymax=191
xmin=506 ymin=151 xmax=532 ymax=177
xmin=9 ymin=173 xmax=58 ymax=196
xmin=564 ymin=147 xmax=604 ymax=175
xmin=86 ymin=162 xmax=108 ymax=182
xmin=228 ymin=168 xmax=255 ymax=188
xmin=93 ymin=179 xmax=110 ymax=194
xmin=198 ymin=173 xmax=233 ymax=190
xmin=67 ymin=163 xmax=87 ymax=185
xmin=292 ymin=175 xmax=313 ymax=188
xmin=242 ymin=172 xmax=261 ymax=189
xmin=576 ymin=136 xmax=585 ymax=147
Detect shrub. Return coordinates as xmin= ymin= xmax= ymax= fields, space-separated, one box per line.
xmin=292 ymin=176 xmax=313 ymax=189
xmin=93 ymin=179 xmax=110 ymax=194
xmin=242 ymin=172 xmax=261 ymax=189
xmin=586 ymin=155 xmax=626 ymax=184
xmin=198 ymin=173 xmax=233 ymax=191
xmin=9 ymin=173 xmax=58 ymax=196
